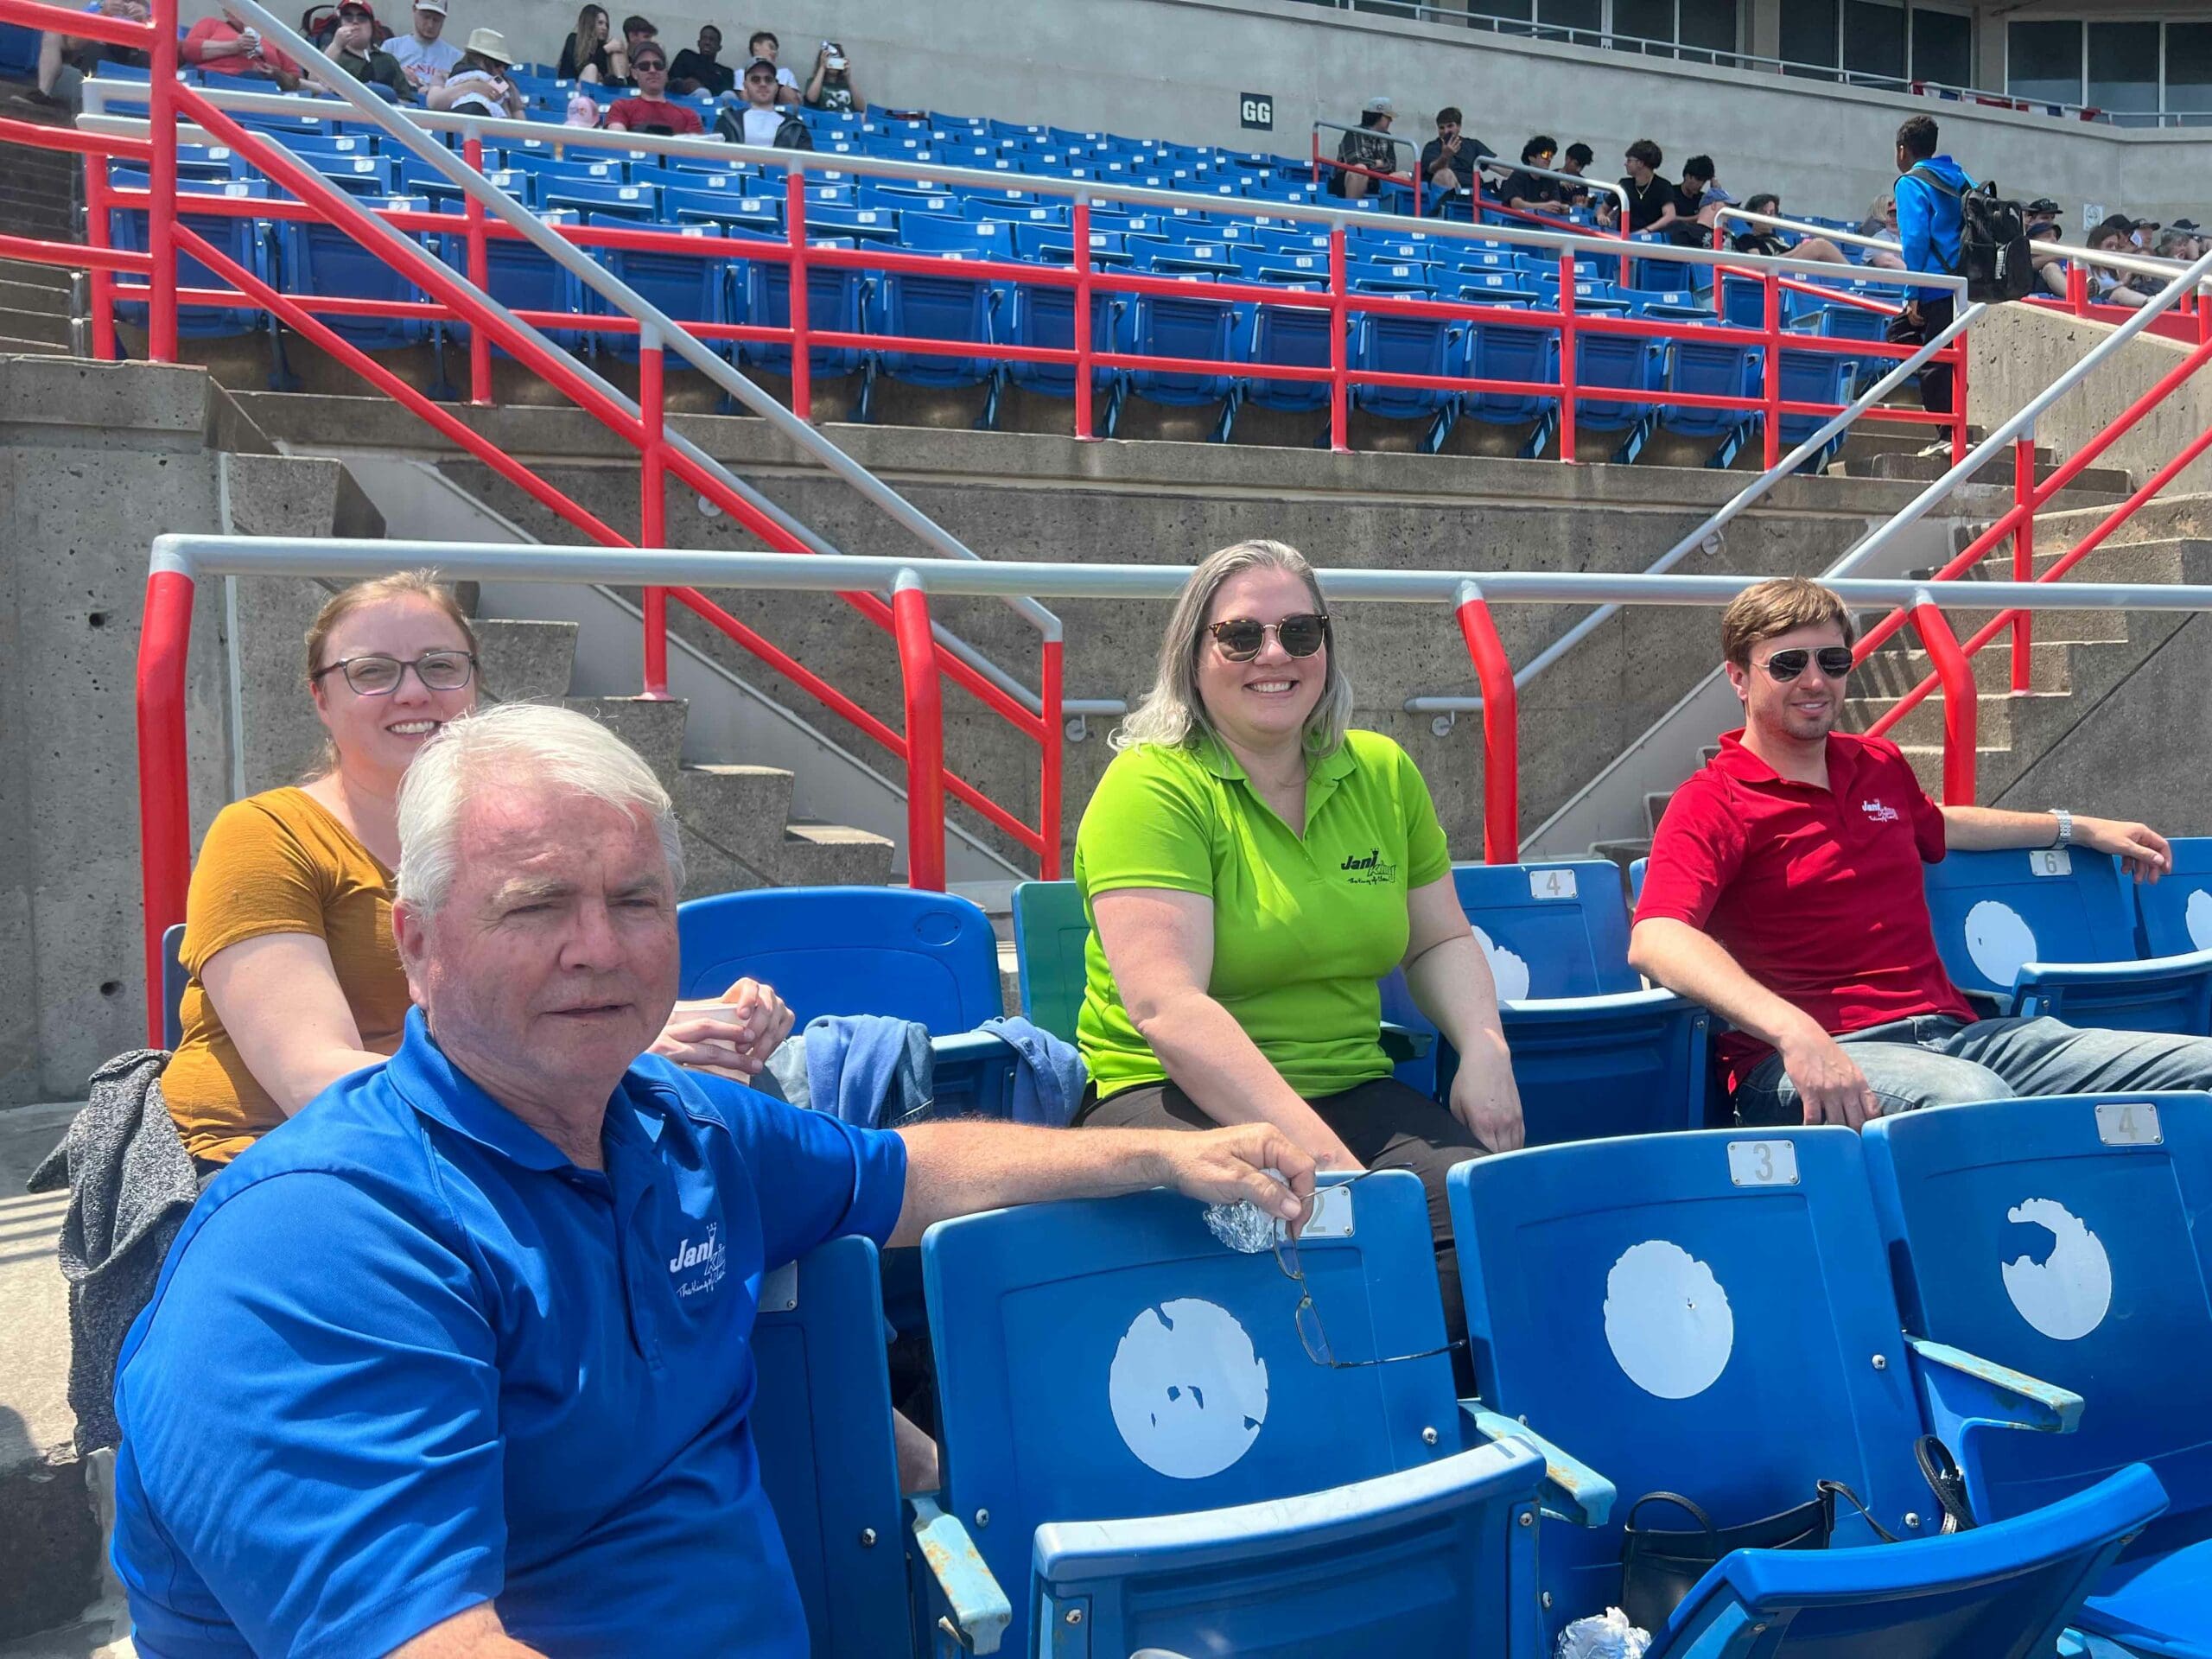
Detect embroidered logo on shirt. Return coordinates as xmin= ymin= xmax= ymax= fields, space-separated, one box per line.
xmin=667 ymin=1223 xmax=728 ymax=1300
xmin=1860 ymin=799 xmax=1901 ymax=824
xmin=1339 ymin=847 xmax=1400 ymax=887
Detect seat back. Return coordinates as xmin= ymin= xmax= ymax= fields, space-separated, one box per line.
xmin=1450 ymin=860 xmax=1637 ymax=1000
xmin=162 ymin=922 xmax=188 ymax=1052
xmin=1462 ymin=313 xmax=1560 ymax=424
xmin=1864 ymin=1094 xmax=2212 ymax=1531
xmin=752 ymin=1236 xmax=910 ymax=1659
xmin=1011 ymin=879 xmax=1089 ymax=1041
xmin=2134 ymin=835 xmax=2212 ymax=957
xmin=676 ymin=887 xmax=1001 ymax=1033
xmin=1450 ymin=1129 xmax=1937 ymax=1632
xmin=1923 ymin=848 xmax=2171 ymax=1019
xmin=925 ymin=1173 xmax=1469 ymax=1658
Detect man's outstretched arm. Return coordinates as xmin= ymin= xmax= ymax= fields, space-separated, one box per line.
xmin=888 ymin=1121 xmax=1313 ymax=1249
xmin=1940 ymin=804 xmax=2170 ymax=880
xmin=1629 ymin=916 xmax=1881 ymax=1128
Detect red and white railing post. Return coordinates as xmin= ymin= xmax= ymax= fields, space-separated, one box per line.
xmin=1072 ymin=195 xmax=1096 ymax=441
xmin=1761 ymin=270 xmax=1783 ymax=469
xmin=1454 ymin=581 xmax=1519 ymax=864
xmin=639 ymin=324 xmax=670 ymax=698
xmin=784 ymin=169 xmax=811 ymax=421
xmin=1910 ymin=592 xmax=1977 ymax=805
xmin=1949 ymin=328 xmax=1971 ymax=461
xmin=1039 ymin=632 xmax=1065 ymax=880
xmin=147 ymin=0 xmax=179 ymax=359
xmin=1555 ymin=249 xmax=1578 ymax=463
xmin=135 ymin=563 xmax=195 ymax=1045
xmin=2010 ymin=430 xmax=2037 ymax=693
xmin=1327 ymin=225 xmax=1349 ymax=452
xmin=890 ymin=569 xmax=947 ymax=891
xmin=462 ymin=130 xmax=492 ymax=403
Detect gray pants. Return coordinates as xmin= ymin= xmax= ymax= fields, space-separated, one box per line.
xmin=1735 ymin=1014 xmax=2212 ymax=1126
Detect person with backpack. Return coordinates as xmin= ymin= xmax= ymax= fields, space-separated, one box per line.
xmin=1891 ymin=114 xmax=1970 ymax=417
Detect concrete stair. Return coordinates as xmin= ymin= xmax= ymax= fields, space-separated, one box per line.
xmin=1842 ymin=446 xmax=2133 ymax=500
xmin=0 ymin=258 xmax=75 ymax=359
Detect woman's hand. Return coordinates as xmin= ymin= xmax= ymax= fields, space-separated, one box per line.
xmin=1447 ymin=1030 xmax=1525 ymax=1153
xmin=650 ymin=976 xmax=794 ymax=1079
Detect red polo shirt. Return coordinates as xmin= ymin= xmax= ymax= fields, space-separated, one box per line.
xmin=604 ymin=96 xmax=704 ymax=135
xmin=1637 ymin=729 xmax=1976 ymax=1088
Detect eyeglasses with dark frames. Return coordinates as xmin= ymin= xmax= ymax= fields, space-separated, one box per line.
xmin=1205 ymin=613 xmax=1331 ymax=664
xmin=311 ymin=650 xmax=477 ymax=697
xmin=1274 ymin=1172 xmax=1465 ymax=1370
xmin=1755 ymin=645 xmax=1855 ymax=683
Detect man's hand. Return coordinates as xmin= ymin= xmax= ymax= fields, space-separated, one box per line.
xmin=2075 ymin=816 xmax=2171 ymax=882
xmin=649 ymin=977 xmax=794 ymax=1078
xmin=1447 ymin=1031 xmax=1525 ymax=1152
xmin=1151 ymin=1123 xmax=1314 ymax=1224
xmin=1777 ymin=1025 xmax=1880 ymax=1129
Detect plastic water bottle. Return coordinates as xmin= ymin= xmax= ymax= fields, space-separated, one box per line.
xmin=1556 ymin=1609 xmax=1649 ymax=1659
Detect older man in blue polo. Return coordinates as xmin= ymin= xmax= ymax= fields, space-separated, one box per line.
xmin=111 ymin=703 xmax=1313 ymax=1658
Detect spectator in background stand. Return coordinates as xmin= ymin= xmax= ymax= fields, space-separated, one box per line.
xmin=2086 ymin=215 xmax=2157 ymax=309
xmin=425 ymin=27 xmax=524 ymax=119
xmin=2157 ymin=219 xmax=2203 ymax=264
xmin=1560 ymin=142 xmax=1600 ymax=219
xmin=1618 ymin=137 xmax=1676 ymax=236
xmin=1730 ymin=192 xmax=1853 ymax=267
xmin=182 ymin=3 xmax=303 ymax=89
xmin=747 ymin=29 xmax=802 ymax=105
xmin=13 ymin=0 xmax=149 ymax=112
xmin=670 ymin=24 xmax=732 ymax=97
xmin=558 ymin=3 xmax=618 ymax=83
xmin=1667 ymin=153 xmax=1734 ymax=247
xmin=1498 ymin=136 xmax=1565 ymax=219
xmin=803 ymin=38 xmax=864 ymax=113
xmin=385 ymin=0 xmax=461 ymax=94
xmin=724 ymin=53 xmax=785 ymax=145
xmin=312 ymin=1 xmax=416 ymax=103
xmin=614 ymin=13 xmax=657 ymax=81
xmin=1416 ymin=107 xmax=1491 ymax=218
xmin=1891 ymin=113 xmax=1973 ymax=418
xmin=2022 ymin=200 xmax=2069 ymax=297
xmin=1332 ymin=96 xmax=1406 ymax=202
xmin=603 ymin=40 xmax=702 ymax=134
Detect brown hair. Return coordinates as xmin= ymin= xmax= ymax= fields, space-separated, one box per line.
xmin=1719 ymin=577 xmax=1856 ymax=667
xmin=304 ymin=570 xmax=478 ymax=774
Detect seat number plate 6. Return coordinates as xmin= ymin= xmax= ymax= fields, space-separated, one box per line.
xmin=1727 ymin=1140 xmax=1800 ymax=1186
xmin=2095 ymin=1102 xmax=2162 ymax=1146
xmin=2030 ymin=849 xmax=2073 ymax=877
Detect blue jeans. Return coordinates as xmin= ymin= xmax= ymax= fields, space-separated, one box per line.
xmin=1734 ymin=1014 xmax=2212 ymax=1126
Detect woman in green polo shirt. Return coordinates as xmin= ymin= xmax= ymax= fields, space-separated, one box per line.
xmin=1075 ymin=538 xmax=1522 ymax=1303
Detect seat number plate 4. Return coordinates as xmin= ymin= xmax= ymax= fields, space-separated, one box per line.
xmin=2095 ymin=1102 xmax=2163 ymax=1146
xmin=1727 ymin=1140 xmax=1800 ymax=1186
xmin=1530 ymin=868 xmax=1578 ymax=901
xmin=2030 ymin=849 xmax=2073 ymax=877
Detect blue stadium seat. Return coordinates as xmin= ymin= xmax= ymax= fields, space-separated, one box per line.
xmin=540 ymin=180 xmax=659 ymax=219
xmin=1459 ymin=308 xmax=1560 ymax=438
xmin=1866 ymin=1094 xmax=2212 ymax=1658
xmin=2134 ymin=836 xmax=2212 ymax=957
xmin=664 ymin=188 xmax=783 ymax=234
xmin=1770 ymin=346 xmax=1860 ymax=472
xmin=310 ymin=155 xmax=401 ymax=199
xmin=739 ymin=241 xmax=868 ymax=382
xmin=867 ymin=266 xmax=1002 ymax=424
xmin=1242 ymin=294 xmax=1335 ymax=424
xmin=1451 ymin=1128 xmax=2167 ymax=1656
xmin=436 ymin=210 xmax=587 ymax=357
xmin=1389 ymin=860 xmax=1712 ymax=1140
xmin=278 ymin=198 xmax=436 ymax=353
xmin=1000 ymin=282 xmax=1117 ymax=404
xmin=899 ymin=215 xmax=1014 ymax=259
xmin=1349 ymin=309 xmax=1461 ymax=451
xmin=1545 ymin=330 xmax=1664 ymax=462
xmin=1104 ymin=289 xmax=1237 ymax=440
xmin=161 ymin=923 xmax=188 ymax=1053
xmin=1923 ymin=849 xmax=2212 ymax=1033
xmin=580 ymin=218 xmax=728 ymax=365
xmin=923 ymin=1174 xmax=1548 ymax=1658
xmin=752 ymin=1236 xmax=915 ymax=1659
xmin=108 ymin=174 xmax=279 ymax=353
xmin=962 ymin=199 xmax=1065 ymax=227
xmin=1656 ymin=331 xmax=1758 ymax=467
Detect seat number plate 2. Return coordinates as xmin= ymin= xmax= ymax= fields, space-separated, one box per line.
xmin=2094 ymin=1102 xmax=2163 ymax=1146
xmin=1727 ymin=1140 xmax=1800 ymax=1186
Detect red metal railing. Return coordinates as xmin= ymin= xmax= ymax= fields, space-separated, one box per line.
xmin=2023 ymin=257 xmax=2212 ymax=348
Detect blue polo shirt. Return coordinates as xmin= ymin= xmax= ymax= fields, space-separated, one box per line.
xmin=111 ymin=1009 xmax=907 ymax=1658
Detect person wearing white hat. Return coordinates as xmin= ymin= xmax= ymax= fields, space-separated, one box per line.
xmin=426 ymin=26 xmax=524 ymax=118
xmin=385 ymin=0 xmax=462 ymax=92
xmin=1332 ymin=93 xmax=1406 ymax=202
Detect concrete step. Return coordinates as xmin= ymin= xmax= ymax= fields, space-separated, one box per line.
xmin=1857 ymin=638 xmax=2094 ymax=696
xmin=1849 ymin=449 xmax=2134 ymax=496
xmin=0 ymin=334 xmax=69 ymax=357
xmin=1642 ymin=789 xmax=1672 ymax=836
xmin=474 ymin=616 xmax=579 ymax=704
xmin=1967 ymin=538 xmax=2195 ymax=587
xmin=0 ymin=257 xmax=73 ymax=295
xmin=0 ymin=307 xmax=70 ymax=348
xmin=1897 ymin=745 xmax=2012 ymax=800
xmin=0 ymin=277 xmax=70 ymax=318
xmin=1842 ymin=688 xmax=2046 ymax=749
xmin=1589 ymin=837 xmax=1653 ymax=892
xmin=563 ymin=693 xmax=690 ymax=789
xmin=674 ymin=764 xmax=896 ymax=891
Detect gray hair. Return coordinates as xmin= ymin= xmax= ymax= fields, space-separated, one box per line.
xmin=1113 ymin=538 xmax=1353 ymax=758
xmin=395 ymin=703 xmax=684 ymax=918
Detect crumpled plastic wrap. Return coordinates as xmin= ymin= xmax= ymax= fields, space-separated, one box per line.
xmin=1201 ymin=1168 xmax=1291 ymax=1254
xmin=1556 ymin=1609 xmax=1650 ymax=1659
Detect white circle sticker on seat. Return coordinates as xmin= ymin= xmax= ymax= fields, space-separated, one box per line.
xmin=2000 ymin=1198 xmax=2113 ymax=1342
xmin=1474 ymin=925 xmax=1532 ymax=1001
xmin=2186 ymin=888 xmax=2212 ymax=951
xmin=1108 ymin=1299 xmax=1269 ymax=1479
xmin=1964 ymin=899 xmax=2038 ymax=988
xmin=1604 ymin=1240 xmax=1735 ymax=1399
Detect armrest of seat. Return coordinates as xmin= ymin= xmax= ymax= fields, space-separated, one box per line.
xmin=909 ymin=1493 xmax=1013 ymax=1656
xmin=1460 ymin=1401 xmax=1615 ymax=1526
xmin=2017 ymin=945 xmax=2212 ymax=988
xmin=1380 ymin=1021 xmax=1434 ymax=1063
xmin=929 ymin=1030 xmax=1006 ymax=1069
xmin=1496 ymin=987 xmax=1699 ymax=1024
xmin=1907 ymin=1337 xmax=2081 ymax=1436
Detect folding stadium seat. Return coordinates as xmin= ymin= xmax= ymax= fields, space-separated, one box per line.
xmin=921 ymin=1173 xmax=1549 ymax=1659
xmin=1135 ymin=239 xmax=1233 ymax=277
xmin=1349 ymin=309 xmax=1460 ymax=452
xmin=902 ymin=216 xmax=1013 ymax=260
xmin=1558 ymin=330 xmax=1666 ymax=462
xmin=580 ymin=218 xmax=728 ymax=365
xmin=1627 ymin=288 xmax=1704 ymax=315
xmin=865 ymin=183 xmax=958 ymax=215
xmin=1386 ymin=860 xmax=1713 ymax=1138
xmin=1233 ymin=247 xmax=1331 ymax=287
xmin=541 ymin=180 xmax=660 ymax=220
xmin=107 ymin=172 xmax=276 ymax=348
xmin=805 ymin=204 xmax=899 ymax=245
xmin=1000 ymin=281 xmax=1118 ymax=406
xmin=2134 ymin=836 xmax=2212 ymax=957
xmin=1010 ymin=226 xmax=1131 ymax=267
xmin=664 ymin=188 xmax=782 ymax=235
xmin=276 ymin=196 xmax=437 ymax=354
xmin=435 ymin=210 xmax=587 ymax=359
xmin=1104 ymin=287 xmax=1238 ymax=441
xmin=868 ymin=265 xmax=1003 ymax=427
xmin=308 ymin=154 xmax=401 ymax=200
xmin=1242 ymin=292 xmax=1336 ymax=431
xmin=171 ymin=144 xmax=241 ymax=184
xmin=1866 ymin=1094 xmax=2212 ymax=1658
xmin=1767 ymin=346 xmax=1861 ymax=472
xmin=1459 ymin=306 xmax=1560 ymax=444
xmin=505 ymin=154 xmax=627 ymax=189
xmin=1654 ymin=328 xmax=1759 ymax=467
xmin=1921 ymin=849 xmax=2212 ymax=1033
xmin=1450 ymin=1129 xmax=2169 ymax=1658
xmin=1351 ymin=259 xmax=1433 ymax=296
xmin=1455 ymin=272 xmax=1536 ymax=307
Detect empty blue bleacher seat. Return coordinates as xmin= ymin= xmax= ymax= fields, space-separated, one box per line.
xmin=1459 ymin=307 xmax=1560 ymax=435
xmin=1866 ymin=1093 xmax=2212 ymax=1657
xmin=2134 ymin=836 xmax=2212 ymax=957
xmin=436 ymin=210 xmax=587 ymax=356
xmin=1451 ymin=1128 xmax=2168 ymax=1656
xmin=1242 ymin=294 xmax=1335 ymax=422
xmin=738 ymin=241 xmax=868 ymax=383
xmin=278 ymin=199 xmax=436 ymax=353
xmin=1001 ymin=281 xmax=1116 ymax=404
xmin=108 ymin=173 xmax=274 ymax=345
xmin=923 ymin=1174 xmax=1548 ymax=1657
xmin=1349 ymin=309 xmax=1460 ymax=451
xmin=1106 ymin=289 xmax=1238 ymax=440
xmin=1656 ymin=329 xmax=1759 ymax=467
xmin=1923 ymin=848 xmax=2212 ymax=1033
xmin=581 ymin=217 xmax=728 ymax=364
xmin=1771 ymin=346 xmax=1861 ymax=471
xmin=867 ymin=266 xmax=1002 ymax=424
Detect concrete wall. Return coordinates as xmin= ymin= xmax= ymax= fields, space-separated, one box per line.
xmin=189 ymin=0 xmax=2212 ymax=223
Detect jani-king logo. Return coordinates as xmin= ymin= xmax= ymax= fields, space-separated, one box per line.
xmin=668 ymin=1223 xmax=728 ymax=1300
xmin=1859 ymin=798 xmax=1901 ymax=824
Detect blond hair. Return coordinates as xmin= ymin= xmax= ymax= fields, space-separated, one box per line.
xmin=1719 ymin=577 xmax=1857 ymax=667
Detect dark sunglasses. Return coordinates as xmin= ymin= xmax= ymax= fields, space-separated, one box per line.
xmin=1205 ymin=613 xmax=1330 ymax=663
xmin=1758 ymin=645 xmax=1854 ymax=683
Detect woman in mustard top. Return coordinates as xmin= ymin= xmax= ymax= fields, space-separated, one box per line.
xmin=1076 ymin=540 xmax=1522 ymax=1319
xmin=163 ymin=571 xmax=794 ymax=1176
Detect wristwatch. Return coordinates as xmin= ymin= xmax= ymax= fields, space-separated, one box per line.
xmin=2049 ymin=807 xmax=2074 ymax=849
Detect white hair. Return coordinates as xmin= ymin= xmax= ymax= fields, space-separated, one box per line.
xmin=1114 ymin=538 xmax=1353 ymax=757
xmin=395 ymin=703 xmax=684 ymax=918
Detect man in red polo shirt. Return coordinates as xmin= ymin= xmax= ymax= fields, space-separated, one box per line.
xmin=602 ymin=41 xmax=702 ymax=136
xmin=1630 ymin=576 xmax=2212 ymax=1128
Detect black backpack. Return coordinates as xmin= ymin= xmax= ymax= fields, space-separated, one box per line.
xmin=1904 ymin=164 xmax=2034 ymax=302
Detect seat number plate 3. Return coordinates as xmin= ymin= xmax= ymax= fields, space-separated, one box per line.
xmin=1727 ymin=1140 xmax=1800 ymax=1186
xmin=2095 ymin=1102 xmax=2163 ymax=1146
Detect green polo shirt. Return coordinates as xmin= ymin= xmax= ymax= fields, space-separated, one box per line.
xmin=1074 ymin=728 xmax=1452 ymax=1099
